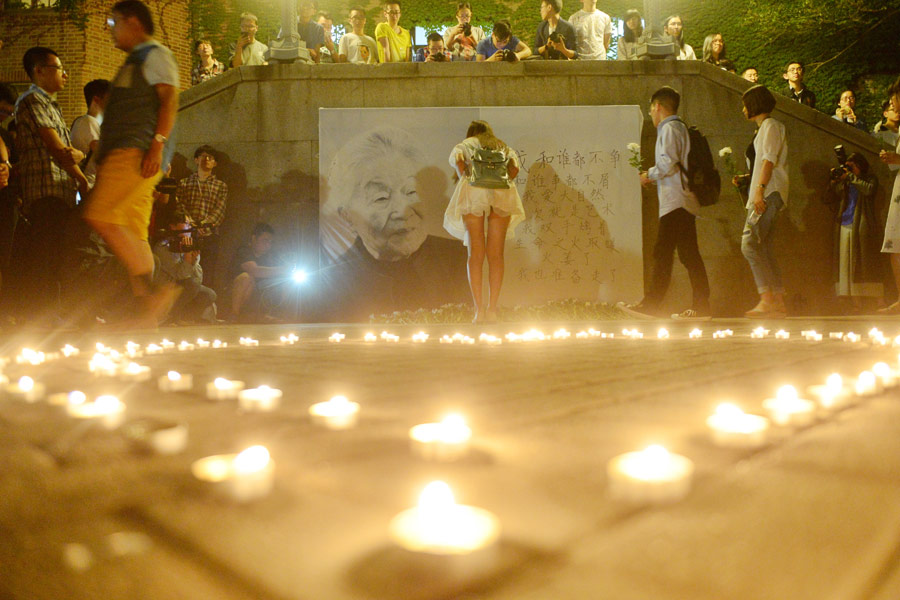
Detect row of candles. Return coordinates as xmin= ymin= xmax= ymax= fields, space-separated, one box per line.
xmin=1 ymin=329 xmax=898 ymax=559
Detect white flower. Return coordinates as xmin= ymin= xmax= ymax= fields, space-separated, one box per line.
xmin=627 ymin=143 xmax=641 ymax=153
xmin=718 ymin=147 xmax=732 ymax=157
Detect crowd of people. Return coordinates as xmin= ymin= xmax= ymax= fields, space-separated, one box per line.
xmin=0 ymin=0 xmax=898 ymax=328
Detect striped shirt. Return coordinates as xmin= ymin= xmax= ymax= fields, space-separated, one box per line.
xmin=175 ymin=172 xmax=227 ymax=232
xmin=14 ymin=84 xmax=76 ymax=206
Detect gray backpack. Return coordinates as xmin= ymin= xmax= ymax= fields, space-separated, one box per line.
xmin=469 ymin=147 xmax=511 ymax=189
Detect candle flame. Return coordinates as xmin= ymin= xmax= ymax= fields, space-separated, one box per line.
xmin=873 ymin=362 xmax=891 ymax=378
xmin=18 ymin=376 xmax=34 ymax=391
xmin=715 ymin=403 xmax=744 ymax=418
xmin=95 ymin=395 xmax=120 ymax=411
xmin=234 ymin=445 xmax=269 ymax=472
xmin=826 ymin=373 xmax=842 ymax=391
xmin=214 ymin=377 xmax=231 ymax=389
xmin=419 ymin=480 xmax=455 ymax=509
xmin=167 ymin=371 xmax=181 ymax=381
xmin=776 ymin=385 xmax=798 ymax=402
xmin=68 ymin=391 xmax=86 ymax=406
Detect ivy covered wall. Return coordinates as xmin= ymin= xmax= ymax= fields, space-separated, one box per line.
xmin=188 ymin=0 xmax=898 ymax=126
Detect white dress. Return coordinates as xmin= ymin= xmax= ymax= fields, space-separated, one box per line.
xmin=443 ymin=137 xmax=526 ymax=246
xmin=881 ymin=136 xmax=900 ymax=252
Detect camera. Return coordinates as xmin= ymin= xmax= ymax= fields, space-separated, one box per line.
xmin=462 ymin=22 xmax=472 ymax=36
xmin=500 ymin=48 xmax=517 ymax=62
xmin=829 ymin=144 xmax=849 ymax=180
xmin=548 ymin=31 xmax=565 ymax=44
xmin=429 ymin=50 xmax=448 ymax=62
xmin=155 ymin=176 xmax=177 ymax=196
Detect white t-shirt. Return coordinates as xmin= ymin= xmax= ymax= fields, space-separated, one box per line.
xmin=133 ymin=40 xmax=180 ymax=87
xmin=233 ymin=39 xmax=268 ymax=66
xmin=747 ymin=117 xmax=789 ymax=208
xmin=70 ymin=113 xmax=101 ymax=187
xmin=676 ymin=43 xmax=696 ymax=60
xmin=338 ymin=33 xmax=378 ymax=64
xmin=569 ymin=9 xmax=611 ymax=60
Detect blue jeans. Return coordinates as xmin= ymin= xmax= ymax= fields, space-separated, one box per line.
xmin=741 ymin=192 xmax=784 ymax=294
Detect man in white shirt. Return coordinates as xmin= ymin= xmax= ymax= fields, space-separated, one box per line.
xmin=69 ymin=78 xmax=109 ymax=190
xmin=337 ymin=7 xmax=378 ymax=63
xmin=568 ymin=0 xmax=611 ymax=60
xmin=230 ymin=12 xmax=268 ymax=67
xmin=631 ymin=86 xmax=710 ymax=319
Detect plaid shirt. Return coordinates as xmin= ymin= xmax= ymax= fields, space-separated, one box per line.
xmin=14 ymin=84 xmax=76 ymax=206
xmin=175 ymin=172 xmax=227 ymax=231
xmin=191 ymin=59 xmax=226 ymax=86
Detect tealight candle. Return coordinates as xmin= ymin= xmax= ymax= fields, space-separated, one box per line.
xmin=762 ymin=385 xmax=817 ymax=426
xmin=61 ymin=344 xmax=80 ymax=358
xmin=364 ymin=333 xmax=377 ymax=342
xmin=872 ymin=362 xmax=897 ymax=388
xmin=389 ymin=481 xmax=501 ymax=558
xmin=380 ymin=331 xmax=399 ymax=343
xmin=122 ymin=418 xmax=188 ymax=455
xmin=5 ymin=376 xmax=45 ymax=402
xmin=239 ymin=337 xmax=259 ymax=347
xmin=309 ymin=395 xmax=360 ymax=430
xmin=328 ymin=333 xmax=345 ymax=343
xmin=47 ymin=390 xmax=86 ymax=407
xmin=854 ymin=370 xmax=880 ymax=396
xmin=67 ymin=394 xmax=125 ymax=429
xmin=750 ymin=326 xmax=769 ymax=339
xmin=159 ymin=371 xmax=193 ymax=392
xmin=211 ymin=339 xmax=227 ymax=349
xmin=706 ymin=403 xmax=769 ymax=448
xmin=553 ymin=329 xmax=571 ymax=340
xmin=607 ymin=444 xmax=694 ymax=504
xmin=575 ymin=331 xmax=589 ymax=339
xmin=206 ymin=377 xmax=245 ymax=401
xmin=160 ymin=339 xmax=175 ymax=350
xmin=478 ymin=333 xmax=502 ymax=345
xmin=689 ymin=328 xmax=702 ymax=339
xmin=145 ymin=344 xmax=163 ymax=355
xmin=177 ymin=341 xmax=195 ymax=352
xmin=410 ymin=414 xmax=472 ymax=461
xmin=807 ymin=373 xmax=852 ymax=410
xmin=238 ymin=385 xmax=282 ymax=412
xmin=119 ymin=362 xmax=151 ymax=382
xmin=16 ymin=348 xmax=46 ymax=365
xmin=88 ymin=353 xmax=119 ymax=377
xmin=195 ymin=338 xmax=210 ymax=349
xmin=844 ymin=333 xmax=861 ymax=343
xmin=191 ymin=445 xmax=274 ymax=502
xmin=280 ymin=333 xmax=299 ymax=345
xmin=774 ymin=330 xmax=790 ymax=340
xmin=829 ymin=332 xmax=844 ymax=340
xmin=412 ymin=332 xmax=429 ymax=343
xmin=657 ymin=328 xmax=669 ymax=339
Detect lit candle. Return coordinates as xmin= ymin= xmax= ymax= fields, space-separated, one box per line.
xmin=553 ymin=328 xmax=571 ymax=340
xmin=807 ymin=373 xmax=852 ymax=410
xmin=411 ymin=332 xmax=429 ymax=343
xmin=125 ymin=341 xmax=141 ymax=356
xmin=380 ymin=331 xmax=399 ymax=343
xmin=607 ymin=444 xmax=694 ymax=504
xmin=389 ymin=481 xmax=501 ymax=557
xmin=280 ymin=333 xmax=299 ymax=345
xmin=67 ymin=394 xmax=125 ymax=429
xmin=122 ymin=418 xmax=188 ymax=455
xmin=575 ymin=331 xmax=589 ymax=339
xmin=61 ymin=344 xmax=80 ymax=358
xmin=328 ymin=333 xmax=345 ymax=343
xmin=205 ymin=377 xmax=245 ymax=401
xmin=706 ymin=403 xmax=769 ymax=448
xmin=16 ymin=348 xmax=46 ymax=365
xmin=588 ymin=328 xmax=602 ymax=337
xmin=872 ymin=362 xmax=897 ymax=388
xmin=159 ymin=371 xmax=193 ymax=392
xmin=88 ymin=353 xmax=119 ymax=377
xmin=145 ymin=344 xmax=163 ymax=355
xmin=440 ymin=335 xmax=453 ymax=344
xmin=239 ymin=337 xmax=259 ymax=347
xmin=478 ymin=333 xmax=502 ymax=345
xmin=177 ymin=341 xmax=195 ymax=352
xmin=762 ymin=385 xmax=817 ymax=426
xmin=409 ymin=414 xmax=472 ymax=461
xmin=656 ymin=328 xmax=669 ymax=339
xmin=364 ymin=333 xmax=377 ymax=342
xmin=160 ymin=339 xmax=175 ymax=350
xmin=238 ymin=385 xmax=282 ymax=412
xmin=844 ymin=332 xmax=861 ymax=343
xmin=855 ymin=370 xmax=880 ymax=396
xmin=829 ymin=332 xmax=844 ymax=340
xmin=750 ymin=326 xmax=769 ymax=339
xmin=689 ymin=328 xmax=702 ymax=339
xmin=308 ymin=395 xmax=360 ymax=430
xmin=5 ymin=376 xmax=45 ymax=402
xmin=191 ymin=445 xmax=274 ymax=502
xmin=47 ymin=390 xmax=86 ymax=407
xmin=119 ymin=362 xmax=151 ymax=382
xmin=211 ymin=339 xmax=227 ymax=349
xmin=196 ymin=338 xmax=211 ymax=349
xmin=774 ymin=329 xmax=790 ymax=340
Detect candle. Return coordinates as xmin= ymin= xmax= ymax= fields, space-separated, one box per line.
xmin=196 ymin=338 xmax=210 ymax=349
xmin=409 ymin=414 xmax=472 ymax=461
xmin=239 ymin=337 xmax=259 ymax=347
xmin=206 ymin=377 xmax=245 ymax=401
xmin=575 ymin=331 xmax=589 ymax=339
xmin=159 ymin=371 xmax=193 ymax=392
xmin=119 ymin=362 xmax=151 ymax=382
xmin=125 ymin=341 xmax=141 ymax=356
xmin=380 ymin=331 xmax=399 ymax=343
xmin=309 ymin=395 xmax=360 ymax=430
xmin=854 ymin=370 xmax=880 ymax=396
xmin=872 ymin=362 xmax=897 ymax=388
xmin=588 ymin=328 xmax=602 ymax=337
xmin=607 ymin=445 xmax=694 ymax=504
xmin=412 ymin=332 xmax=429 ymax=343
xmin=61 ymin=344 xmax=80 ymax=358
xmin=843 ymin=333 xmax=861 ymax=343
xmin=774 ymin=330 xmax=790 ymax=340
xmin=160 ymin=339 xmax=175 ymax=350
xmin=47 ymin=390 xmax=86 ymax=407
xmin=363 ymin=333 xmax=377 ymax=342
xmin=145 ymin=343 xmax=163 ymax=355
xmin=238 ymin=385 xmax=282 ymax=412
xmin=191 ymin=445 xmax=274 ymax=502
xmin=280 ymin=333 xmax=299 ymax=345
xmin=553 ymin=329 xmax=571 ymax=340
xmin=212 ymin=339 xmax=227 ymax=349
xmin=5 ymin=376 xmax=45 ymax=402
xmin=762 ymin=385 xmax=817 ymax=426
xmin=67 ymin=395 xmax=125 ymax=429
xmin=88 ymin=353 xmax=119 ymax=377
xmin=657 ymin=328 xmax=669 ymax=339
xmin=706 ymin=403 xmax=769 ymax=448
xmin=328 ymin=333 xmax=345 ymax=343
xmin=807 ymin=373 xmax=852 ymax=410
xmin=16 ymin=348 xmax=46 ymax=365
xmin=750 ymin=326 xmax=769 ymax=339
xmin=177 ymin=341 xmax=195 ymax=352
xmin=478 ymin=333 xmax=502 ymax=345
xmin=122 ymin=418 xmax=188 ymax=455
xmin=829 ymin=332 xmax=844 ymax=340
xmin=389 ymin=481 xmax=501 ymax=557
xmin=689 ymin=328 xmax=702 ymax=339
xmin=713 ymin=329 xmax=733 ymax=338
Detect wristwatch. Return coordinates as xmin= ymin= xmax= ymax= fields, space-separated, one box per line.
xmin=153 ymin=133 xmax=167 ymax=144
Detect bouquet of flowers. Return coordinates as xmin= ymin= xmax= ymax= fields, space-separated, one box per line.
xmin=627 ymin=143 xmax=642 ymax=170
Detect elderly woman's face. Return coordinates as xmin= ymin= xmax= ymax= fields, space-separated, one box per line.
xmin=341 ymin=154 xmax=427 ymax=261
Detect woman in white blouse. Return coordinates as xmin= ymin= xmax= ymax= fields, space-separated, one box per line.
xmin=740 ymin=85 xmax=789 ymax=318
xmin=663 ymin=14 xmax=696 ymax=60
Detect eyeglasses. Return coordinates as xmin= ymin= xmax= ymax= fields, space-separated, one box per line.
xmin=42 ymin=64 xmax=67 ymax=75
xmin=106 ymin=17 xmax=116 ymax=27
xmin=386 ymin=10 xmax=401 ymax=15
xmin=349 ymin=15 xmax=366 ymax=20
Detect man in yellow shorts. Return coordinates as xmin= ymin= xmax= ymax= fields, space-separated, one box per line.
xmin=83 ymin=0 xmax=179 ymax=329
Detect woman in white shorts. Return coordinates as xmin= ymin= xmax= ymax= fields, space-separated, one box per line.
xmin=444 ymin=120 xmax=525 ymax=323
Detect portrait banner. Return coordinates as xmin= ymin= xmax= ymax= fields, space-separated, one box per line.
xmin=319 ymin=106 xmax=643 ymax=320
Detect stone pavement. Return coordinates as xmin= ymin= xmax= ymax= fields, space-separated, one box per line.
xmin=1 ymin=318 xmax=899 ymax=600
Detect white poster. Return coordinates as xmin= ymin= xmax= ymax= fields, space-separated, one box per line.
xmin=319 ymin=106 xmax=643 ymax=319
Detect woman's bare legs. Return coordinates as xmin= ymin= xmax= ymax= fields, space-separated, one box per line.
xmin=485 ymin=210 xmax=511 ymax=320
xmin=463 ymin=213 xmax=486 ymax=321
xmin=878 ymin=253 xmax=900 ymax=313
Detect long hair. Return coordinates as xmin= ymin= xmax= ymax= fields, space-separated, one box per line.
xmin=466 ymin=120 xmax=505 ymax=150
xmin=663 ymin=14 xmax=684 ymax=49
xmin=623 ymin=9 xmax=643 ymax=43
xmin=702 ymin=33 xmax=726 ymax=64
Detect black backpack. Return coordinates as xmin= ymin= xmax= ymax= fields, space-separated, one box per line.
xmin=678 ymin=124 xmax=721 ymax=207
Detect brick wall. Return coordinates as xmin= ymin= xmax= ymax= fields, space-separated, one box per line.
xmin=0 ymin=0 xmax=192 ymax=125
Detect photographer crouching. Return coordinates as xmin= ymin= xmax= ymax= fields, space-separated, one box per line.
xmin=823 ymin=147 xmax=882 ymax=314
xmin=152 ymin=213 xmax=217 ymax=325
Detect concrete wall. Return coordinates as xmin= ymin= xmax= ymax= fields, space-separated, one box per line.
xmin=175 ymin=60 xmax=896 ymax=317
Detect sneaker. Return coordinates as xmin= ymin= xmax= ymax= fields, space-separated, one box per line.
xmin=670 ymin=308 xmax=712 ymax=321
xmin=617 ymin=301 xmax=658 ymax=319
